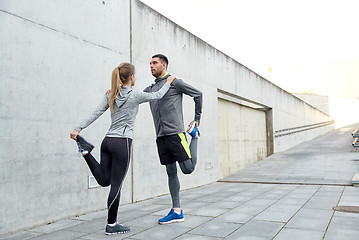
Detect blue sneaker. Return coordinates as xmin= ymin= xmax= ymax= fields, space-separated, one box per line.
xmin=76 ymin=135 xmax=94 ymax=156
xmin=186 ymin=121 xmax=200 ymax=138
xmin=158 ymin=209 xmax=184 ymax=224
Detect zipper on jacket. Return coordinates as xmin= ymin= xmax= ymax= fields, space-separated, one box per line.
xmin=158 ymin=91 xmax=166 ymax=136
xmin=123 ymin=125 xmax=127 ymax=135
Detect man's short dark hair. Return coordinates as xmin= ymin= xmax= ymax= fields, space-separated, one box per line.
xmin=152 ymin=54 xmax=169 ymax=69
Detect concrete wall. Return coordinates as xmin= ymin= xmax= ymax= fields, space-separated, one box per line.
xmin=131 ymin=0 xmax=333 ymax=154
xmin=0 ymin=0 xmax=132 ymax=235
xmin=295 ymin=94 xmax=359 ymax=128
xmin=294 ymin=94 xmax=330 ymax=115
xmin=0 ymin=0 xmax=334 ymax=235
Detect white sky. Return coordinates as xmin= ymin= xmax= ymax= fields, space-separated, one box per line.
xmin=140 ymin=0 xmax=359 ymax=91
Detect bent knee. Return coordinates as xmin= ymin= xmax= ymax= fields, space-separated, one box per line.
xmin=97 ymin=178 xmax=110 ymax=187
xmin=182 ymin=169 xmax=194 ymax=174
xmin=100 ymin=183 xmax=110 ymax=187
xmin=181 ymin=165 xmax=194 ymax=174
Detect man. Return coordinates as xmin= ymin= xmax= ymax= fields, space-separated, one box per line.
xmin=144 ymin=54 xmax=203 ymax=224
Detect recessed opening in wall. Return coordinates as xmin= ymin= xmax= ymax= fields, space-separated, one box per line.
xmin=217 ymin=89 xmax=273 ymax=177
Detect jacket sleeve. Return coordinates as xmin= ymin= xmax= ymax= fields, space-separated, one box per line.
xmin=136 ymin=82 xmax=170 ymax=104
xmin=143 ymin=85 xmax=152 ymax=93
xmin=174 ymin=79 xmax=203 ymax=124
xmin=74 ymin=94 xmax=109 ymax=132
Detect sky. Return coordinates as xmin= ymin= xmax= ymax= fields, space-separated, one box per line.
xmin=140 ymin=0 xmax=359 ymax=92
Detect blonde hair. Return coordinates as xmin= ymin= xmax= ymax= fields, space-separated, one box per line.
xmin=109 ymin=63 xmax=135 ymax=112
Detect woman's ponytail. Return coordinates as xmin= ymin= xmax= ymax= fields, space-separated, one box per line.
xmin=109 ymin=63 xmax=135 ymax=113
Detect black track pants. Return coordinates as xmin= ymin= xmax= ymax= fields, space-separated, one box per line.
xmin=83 ymin=137 xmax=132 ymax=224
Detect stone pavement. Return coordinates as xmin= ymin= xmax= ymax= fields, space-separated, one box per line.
xmin=2 ymin=125 xmax=359 ymax=240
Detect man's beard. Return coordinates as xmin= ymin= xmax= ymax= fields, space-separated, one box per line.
xmin=152 ymin=72 xmax=160 ymax=78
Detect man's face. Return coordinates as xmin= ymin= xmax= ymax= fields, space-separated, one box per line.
xmin=150 ymin=57 xmax=166 ymax=78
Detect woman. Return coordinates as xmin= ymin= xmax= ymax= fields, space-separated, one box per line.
xmin=70 ymin=62 xmax=174 ymax=235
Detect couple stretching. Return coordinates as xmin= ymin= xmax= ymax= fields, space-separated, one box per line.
xmin=70 ymin=54 xmax=203 ymax=235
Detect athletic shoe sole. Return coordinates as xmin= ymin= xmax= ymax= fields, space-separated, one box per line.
xmin=158 ymin=218 xmax=185 ymax=225
xmin=186 ymin=121 xmax=196 ymax=133
xmin=77 ymin=135 xmax=94 ymax=154
xmin=105 ymin=230 xmax=130 ymax=235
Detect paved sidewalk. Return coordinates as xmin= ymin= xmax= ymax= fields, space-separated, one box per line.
xmin=2 ymin=125 xmax=359 ymax=240
xmin=221 ymin=124 xmax=359 ymax=186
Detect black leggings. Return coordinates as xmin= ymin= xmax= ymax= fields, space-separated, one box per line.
xmin=83 ymin=137 xmax=132 ymax=224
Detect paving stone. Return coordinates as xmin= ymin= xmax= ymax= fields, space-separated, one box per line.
xmin=116 ymin=209 xmax=153 ymax=221
xmin=207 ymin=200 xmax=243 ymax=209
xmin=328 ymin=215 xmax=359 ymax=230
xmin=0 ymin=230 xmax=41 ymax=240
xmin=237 ymin=191 xmax=266 ymax=197
xmin=258 ymin=193 xmax=287 ymax=200
xmin=188 ymin=206 xmax=229 ymax=217
xmin=129 ymin=224 xmax=190 ymax=240
xmin=181 ymin=192 xmax=204 ymax=199
xmin=231 ymin=203 xmax=268 ymax=217
xmin=63 ymin=218 xmax=106 ymax=233
xmin=71 ymin=210 xmax=107 ymax=221
xmin=275 ymin=197 xmax=308 ymax=205
xmin=182 ymin=200 xmax=214 ymax=209
xmin=285 ymin=209 xmax=333 ymax=232
xmin=324 ymin=227 xmax=359 ymax=240
xmin=224 ymin=220 xmax=284 ymax=240
xmin=188 ymin=220 xmax=241 ymax=238
xmin=78 ymin=226 xmax=146 ymax=240
xmin=245 ymin=198 xmax=277 ymax=206
xmin=175 ymin=233 xmax=222 ymax=240
xmin=29 ymin=230 xmax=87 ymax=240
xmin=333 ymin=211 xmax=359 ymax=218
xmin=28 ymin=219 xmax=83 ymax=234
xmin=273 ymin=228 xmax=324 ymax=240
xmin=254 ymin=204 xmax=302 ymax=222
xmin=336 ymin=200 xmax=359 ymax=206
xmin=215 ymin=190 xmax=242 ymax=197
xmin=291 ymin=187 xmax=320 ymax=194
xmin=339 ymin=195 xmax=359 ymax=202
xmin=195 ymin=195 xmax=227 ymax=203
xmin=318 ymin=185 xmax=344 ymax=192
xmin=223 ymin=194 xmax=252 ymax=202
xmin=175 ymin=215 xmax=213 ymax=229
xmin=122 ymin=214 xmax=160 ymax=228
xmin=224 ymin=235 xmax=270 ymax=240
xmin=311 ymin=191 xmax=340 ymax=197
xmin=134 ymin=204 xmax=167 ymax=213
xmin=285 ymin=193 xmax=314 ymax=199
xmin=215 ymin=210 xmax=253 ymax=224
xmin=303 ymin=196 xmax=340 ymax=210
xmin=267 ymin=189 xmax=293 ymax=195
xmin=342 ymin=187 xmax=359 ymax=196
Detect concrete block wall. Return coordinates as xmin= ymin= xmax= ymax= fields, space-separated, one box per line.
xmin=0 ymin=0 xmax=334 ymax=235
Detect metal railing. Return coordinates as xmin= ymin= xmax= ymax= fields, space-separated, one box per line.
xmin=274 ymin=120 xmax=335 ymax=138
xmin=352 ymin=127 xmax=359 ymax=147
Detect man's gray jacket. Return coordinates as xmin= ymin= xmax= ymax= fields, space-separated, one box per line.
xmin=144 ymin=74 xmax=203 ymax=138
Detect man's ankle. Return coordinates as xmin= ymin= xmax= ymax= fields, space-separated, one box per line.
xmin=173 ymin=208 xmax=181 ymax=213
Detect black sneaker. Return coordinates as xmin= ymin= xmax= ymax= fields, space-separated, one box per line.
xmin=105 ymin=223 xmax=130 ymax=235
xmin=76 ymin=135 xmax=94 ymax=155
